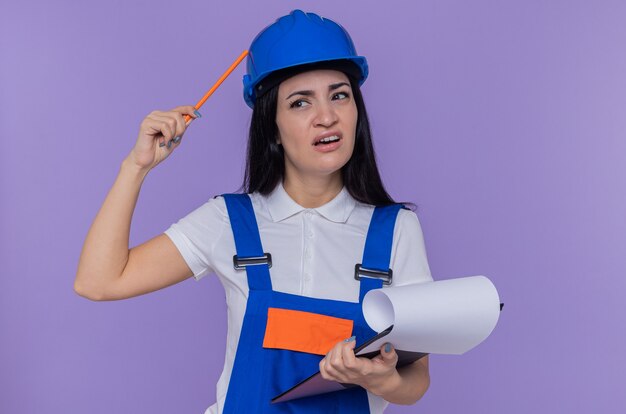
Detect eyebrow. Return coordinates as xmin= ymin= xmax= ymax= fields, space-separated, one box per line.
xmin=285 ymin=82 xmax=350 ymax=100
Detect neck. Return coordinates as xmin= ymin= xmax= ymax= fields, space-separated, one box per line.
xmin=283 ymin=172 xmax=343 ymax=208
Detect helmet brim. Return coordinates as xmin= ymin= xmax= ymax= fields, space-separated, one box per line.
xmin=244 ymin=56 xmax=368 ymax=108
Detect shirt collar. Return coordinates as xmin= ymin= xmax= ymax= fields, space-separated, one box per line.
xmin=265 ymin=182 xmax=357 ymax=223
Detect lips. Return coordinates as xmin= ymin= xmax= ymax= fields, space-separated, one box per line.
xmin=312 ymin=131 xmax=342 ymax=146
xmin=312 ymin=137 xmax=343 ymax=153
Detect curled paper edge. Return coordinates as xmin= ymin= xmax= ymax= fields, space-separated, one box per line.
xmin=361 ymin=275 xmax=501 ymax=355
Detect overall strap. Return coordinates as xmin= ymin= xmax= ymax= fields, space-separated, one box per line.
xmin=358 ymin=204 xmax=404 ymax=302
xmin=222 ymin=194 xmax=272 ymax=291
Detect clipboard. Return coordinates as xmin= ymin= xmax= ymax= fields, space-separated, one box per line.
xmin=271 ymin=325 xmax=428 ymax=404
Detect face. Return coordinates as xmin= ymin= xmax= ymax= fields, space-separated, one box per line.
xmin=275 ymin=69 xmax=357 ymax=182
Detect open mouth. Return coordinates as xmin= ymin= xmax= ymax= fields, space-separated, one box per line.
xmin=314 ymin=135 xmax=341 ymax=146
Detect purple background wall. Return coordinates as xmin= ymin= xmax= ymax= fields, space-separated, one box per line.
xmin=1 ymin=1 xmax=625 ymax=413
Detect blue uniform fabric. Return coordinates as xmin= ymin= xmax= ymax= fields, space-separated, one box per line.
xmin=221 ymin=194 xmax=402 ymax=413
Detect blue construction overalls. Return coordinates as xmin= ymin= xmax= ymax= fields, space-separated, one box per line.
xmin=221 ymin=193 xmax=403 ymax=413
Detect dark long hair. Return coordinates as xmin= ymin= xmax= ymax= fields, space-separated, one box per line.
xmin=241 ymin=75 xmax=398 ymax=207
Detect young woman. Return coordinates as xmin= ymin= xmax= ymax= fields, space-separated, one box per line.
xmin=75 ymin=10 xmax=432 ymax=414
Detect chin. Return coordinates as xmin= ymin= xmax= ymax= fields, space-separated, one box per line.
xmin=321 ymin=156 xmax=350 ymax=170
xmin=311 ymin=163 xmax=349 ymax=178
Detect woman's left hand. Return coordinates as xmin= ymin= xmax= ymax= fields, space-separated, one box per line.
xmin=319 ymin=337 xmax=401 ymax=396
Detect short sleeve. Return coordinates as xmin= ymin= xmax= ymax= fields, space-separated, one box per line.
xmin=164 ymin=196 xmax=228 ymax=281
xmin=389 ymin=208 xmax=433 ymax=286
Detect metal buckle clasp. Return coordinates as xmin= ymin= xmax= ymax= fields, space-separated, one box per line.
xmin=354 ymin=263 xmax=392 ymax=285
xmin=233 ymin=253 xmax=272 ymax=270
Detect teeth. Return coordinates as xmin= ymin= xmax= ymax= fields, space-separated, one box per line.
xmin=318 ymin=135 xmax=339 ymax=144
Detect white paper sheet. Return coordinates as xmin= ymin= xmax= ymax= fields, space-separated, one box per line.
xmin=359 ymin=276 xmax=501 ymax=355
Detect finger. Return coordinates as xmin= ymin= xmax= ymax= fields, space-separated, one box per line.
xmin=169 ymin=106 xmax=197 ymax=136
xmin=171 ymin=105 xmax=201 ymax=118
xmin=328 ymin=336 xmax=356 ymax=373
xmin=163 ymin=110 xmax=192 ymax=146
xmin=320 ymin=357 xmax=341 ymax=381
xmin=324 ymin=358 xmax=341 ymax=381
xmin=141 ymin=116 xmax=172 ymax=147
xmin=171 ymin=105 xmax=202 ymax=126
xmin=149 ymin=114 xmax=178 ymax=140
xmin=378 ymin=342 xmax=398 ymax=366
xmin=146 ymin=115 xmax=175 ymax=139
xmin=328 ymin=339 xmax=349 ymax=370
xmin=319 ymin=358 xmax=332 ymax=381
xmin=170 ymin=111 xmax=186 ymax=142
xmin=340 ymin=339 xmax=360 ymax=372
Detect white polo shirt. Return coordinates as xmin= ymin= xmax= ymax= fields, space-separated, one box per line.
xmin=164 ymin=183 xmax=432 ymax=414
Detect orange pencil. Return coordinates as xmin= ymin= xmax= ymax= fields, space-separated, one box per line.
xmin=184 ymin=50 xmax=249 ymax=124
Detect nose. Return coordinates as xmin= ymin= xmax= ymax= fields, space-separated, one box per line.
xmin=313 ymin=101 xmax=339 ymax=128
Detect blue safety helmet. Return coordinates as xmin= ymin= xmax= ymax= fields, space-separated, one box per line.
xmin=243 ymin=9 xmax=369 ymax=108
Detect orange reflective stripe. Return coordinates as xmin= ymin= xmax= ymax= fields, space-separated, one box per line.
xmin=263 ymin=308 xmax=354 ymax=356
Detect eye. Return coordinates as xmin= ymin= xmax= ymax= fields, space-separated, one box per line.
xmin=289 ymin=99 xmax=310 ymax=109
xmin=332 ymin=91 xmax=350 ymax=101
